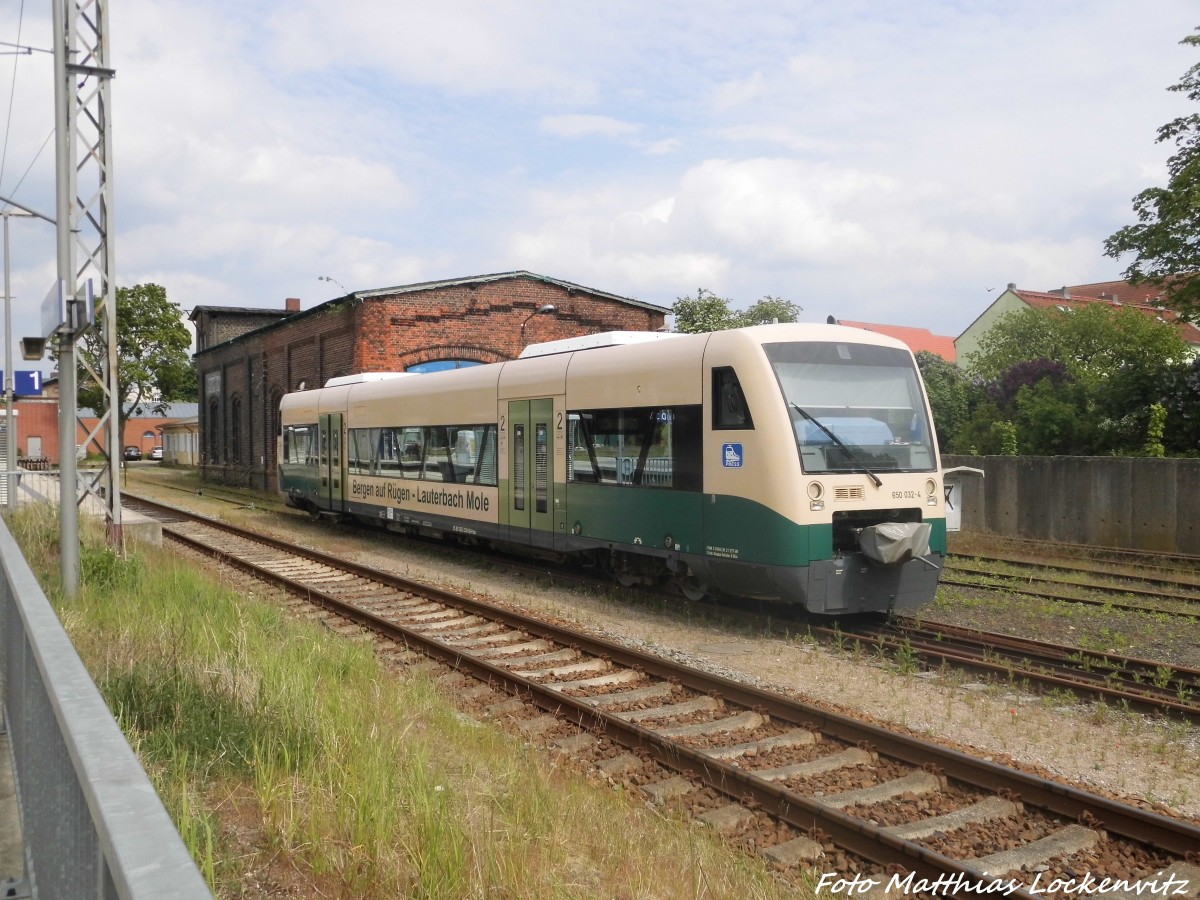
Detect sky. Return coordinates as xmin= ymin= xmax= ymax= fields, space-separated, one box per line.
xmin=1 ymin=0 xmax=1198 ymax=360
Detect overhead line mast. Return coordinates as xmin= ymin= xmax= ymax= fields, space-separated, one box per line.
xmin=53 ymin=0 xmax=120 ymax=597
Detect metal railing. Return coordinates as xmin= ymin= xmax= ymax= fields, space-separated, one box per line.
xmin=0 ymin=510 xmax=211 ymax=897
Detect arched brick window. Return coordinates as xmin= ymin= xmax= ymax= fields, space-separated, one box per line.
xmin=406 ymin=359 xmax=483 ymax=373
xmin=230 ymin=396 xmax=243 ymax=464
xmin=207 ymin=398 xmax=220 ymax=464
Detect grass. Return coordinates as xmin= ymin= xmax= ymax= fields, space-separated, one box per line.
xmin=7 ymin=503 xmax=804 ymax=899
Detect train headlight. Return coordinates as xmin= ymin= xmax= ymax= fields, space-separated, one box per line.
xmin=807 ymin=481 xmax=825 ymax=510
xmin=925 ymin=479 xmax=938 ymax=496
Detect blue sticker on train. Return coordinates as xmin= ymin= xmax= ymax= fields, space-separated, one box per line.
xmin=722 ymin=443 xmax=743 ymax=468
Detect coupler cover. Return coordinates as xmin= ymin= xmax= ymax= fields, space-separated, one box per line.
xmin=858 ymin=522 xmax=932 ymax=566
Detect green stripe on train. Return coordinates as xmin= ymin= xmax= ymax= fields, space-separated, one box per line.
xmin=566 ymin=486 xmax=947 ymax=566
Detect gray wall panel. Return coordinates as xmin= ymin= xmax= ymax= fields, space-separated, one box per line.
xmin=943 ymin=455 xmax=1200 ymax=554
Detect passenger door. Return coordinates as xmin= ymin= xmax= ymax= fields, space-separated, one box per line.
xmin=505 ymin=399 xmax=554 ymax=547
xmin=318 ymin=412 xmax=345 ymax=512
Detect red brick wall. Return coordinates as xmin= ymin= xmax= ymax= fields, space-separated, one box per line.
xmin=353 ymin=280 xmax=663 ymax=372
xmin=2 ymin=399 xmax=181 ymax=463
xmin=8 ymin=400 xmax=60 ymax=461
xmin=76 ymin=416 xmax=175 ymax=455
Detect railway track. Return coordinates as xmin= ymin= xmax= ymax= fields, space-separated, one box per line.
xmin=833 ymin=619 xmax=1200 ymax=720
xmin=948 ymin=552 xmax=1200 ymax=592
xmin=946 ymin=559 xmax=1200 ymax=605
xmin=949 ymin=536 xmax=1200 ymax=573
xmin=126 ymin=485 xmax=1200 ymax=720
xmin=124 ymin=494 xmax=1200 ymax=893
xmin=940 ymin=569 xmax=1200 ymax=620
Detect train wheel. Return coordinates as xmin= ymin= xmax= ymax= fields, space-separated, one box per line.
xmin=605 ymin=553 xmax=643 ymax=588
xmin=675 ymin=573 xmax=710 ymax=603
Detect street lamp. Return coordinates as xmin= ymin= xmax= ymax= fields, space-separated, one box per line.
xmin=520 ymin=303 xmax=557 ymax=344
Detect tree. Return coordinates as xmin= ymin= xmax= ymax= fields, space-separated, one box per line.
xmin=672 ymin=288 xmax=743 ymax=333
xmin=1103 ymin=29 xmax=1200 ymax=322
xmin=1158 ymin=357 xmax=1200 ymax=455
xmin=959 ymin=303 xmax=1193 ymax=455
xmin=672 ymin=288 xmax=801 ymax=333
xmin=965 ymin=303 xmax=1187 ymax=390
xmin=77 ymin=283 xmax=195 ymax=442
xmin=915 ymin=351 xmax=974 ymax=449
xmin=741 ymin=295 xmax=802 ymax=326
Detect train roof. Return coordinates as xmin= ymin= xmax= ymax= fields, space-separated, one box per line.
xmin=324 ymin=372 xmax=410 ymax=387
xmin=518 ymin=330 xmax=683 ymax=358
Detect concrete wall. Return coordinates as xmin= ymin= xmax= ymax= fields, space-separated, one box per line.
xmin=943 ymin=455 xmax=1200 ymax=554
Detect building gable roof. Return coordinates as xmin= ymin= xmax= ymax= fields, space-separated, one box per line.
xmin=356 ymin=270 xmax=670 ymax=314
xmin=836 ymin=320 xmax=957 ymax=362
xmin=1014 ymin=288 xmax=1200 ymax=346
xmin=193 ymin=270 xmax=669 ymax=356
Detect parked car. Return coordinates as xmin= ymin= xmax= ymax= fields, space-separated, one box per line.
xmin=123 ymin=446 xmax=142 ymax=461
xmin=150 ymin=446 xmax=163 ymax=460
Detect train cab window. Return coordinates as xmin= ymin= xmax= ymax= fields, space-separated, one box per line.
xmin=713 ymin=368 xmax=754 ymax=430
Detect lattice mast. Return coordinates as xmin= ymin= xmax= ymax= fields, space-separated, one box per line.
xmin=54 ymin=0 xmax=121 ymax=597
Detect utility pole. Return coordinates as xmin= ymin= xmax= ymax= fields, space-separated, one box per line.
xmin=2 ymin=211 xmax=14 ymax=509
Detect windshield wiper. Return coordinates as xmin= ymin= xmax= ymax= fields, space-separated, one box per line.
xmin=789 ymin=402 xmax=882 ymax=488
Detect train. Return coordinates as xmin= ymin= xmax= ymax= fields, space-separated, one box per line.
xmin=278 ymin=323 xmax=947 ymax=615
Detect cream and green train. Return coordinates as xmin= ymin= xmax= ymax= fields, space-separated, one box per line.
xmin=278 ymin=323 xmax=946 ymax=615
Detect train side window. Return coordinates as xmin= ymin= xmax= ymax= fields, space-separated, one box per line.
xmin=348 ymin=428 xmax=377 ymax=475
xmin=425 ymin=427 xmax=453 ymax=481
xmin=713 ymin=368 xmax=754 ymax=430
xmin=567 ymin=405 xmax=701 ymax=491
xmin=666 ymin=407 xmax=702 ymax=491
xmin=475 ymin=426 xmax=498 ymax=486
xmin=567 ymin=414 xmax=599 ymax=483
xmin=399 ymin=428 xmax=425 ymax=478
xmin=284 ymin=424 xmax=316 ymax=464
xmin=377 ymin=428 xmax=401 ymax=476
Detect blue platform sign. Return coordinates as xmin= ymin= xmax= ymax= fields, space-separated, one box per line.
xmin=0 ymin=371 xmax=44 ymax=396
xmin=722 ymin=443 xmax=743 ymax=468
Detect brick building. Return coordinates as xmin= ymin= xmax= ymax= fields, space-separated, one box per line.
xmin=1 ymin=396 xmax=58 ymax=461
xmin=0 ymin=377 xmax=194 ymax=464
xmin=193 ymin=270 xmax=670 ymax=490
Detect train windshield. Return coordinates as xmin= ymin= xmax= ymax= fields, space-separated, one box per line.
xmin=764 ymin=341 xmax=937 ymax=474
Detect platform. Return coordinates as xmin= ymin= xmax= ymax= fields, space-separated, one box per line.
xmin=13 ymin=469 xmax=162 ymax=546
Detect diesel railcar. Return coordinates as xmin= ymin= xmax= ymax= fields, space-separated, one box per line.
xmin=278 ymin=323 xmax=946 ymax=615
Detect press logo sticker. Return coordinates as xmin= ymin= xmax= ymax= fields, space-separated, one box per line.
xmin=722 ymin=443 xmax=743 ymax=468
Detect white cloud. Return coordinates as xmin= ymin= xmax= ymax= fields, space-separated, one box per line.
xmin=539 ymin=115 xmax=641 ymax=139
